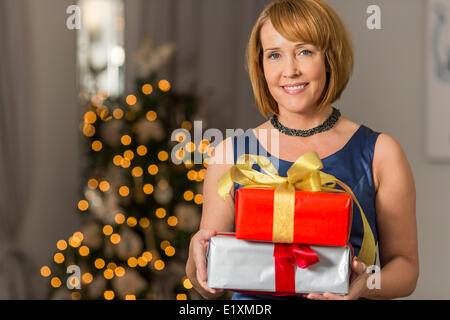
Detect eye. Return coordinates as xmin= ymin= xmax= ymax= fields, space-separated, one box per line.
xmin=267 ymin=50 xmax=312 ymax=60
xmin=268 ymin=53 xmax=280 ymax=60
xmin=299 ymin=49 xmax=312 ymax=56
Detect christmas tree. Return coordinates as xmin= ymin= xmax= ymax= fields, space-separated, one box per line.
xmin=40 ymin=37 xmax=223 ymax=300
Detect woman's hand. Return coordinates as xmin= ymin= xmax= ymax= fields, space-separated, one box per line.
xmin=306 ymin=260 xmax=369 ymax=300
xmin=186 ymin=229 xmax=224 ymax=299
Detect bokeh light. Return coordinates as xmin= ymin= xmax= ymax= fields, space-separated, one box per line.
xmin=142 ymin=84 xmax=153 ymax=95
xmin=82 ymin=273 xmax=93 ymax=284
xmin=40 ymin=266 xmax=51 ymax=277
xmin=95 ymin=258 xmax=105 ymax=269
xmin=92 ymin=140 xmax=103 ymax=152
xmin=157 ymin=151 xmax=169 ymax=161
xmin=131 ymin=166 xmax=143 ymax=177
xmin=143 ymin=184 xmax=154 ymax=194
xmin=155 ymin=208 xmax=166 ymax=219
xmin=146 ymin=110 xmax=157 ymax=121
xmin=78 ymin=200 xmax=89 ymax=211
xmin=104 ymin=290 xmax=115 ymax=300
xmin=147 ymin=165 xmax=159 ymax=175
xmin=121 ymin=135 xmax=132 ymax=146
xmin=115 ymin=213 xmax=125 ymax=224
xmin=56 ymin=240 xmax=67 ymax=251
xmin=154 ymin=259 xmax=165 ymax=270
xmin=167 ymin=216 xmax=178 ymax=227
xmin=127 ymin=257 xmax=138 ymax=268
xmin=158 ymin=80 xmax=171 ymax=92
xmin=183 ymin=190 xmax=194 ymax=201
xmin=110 ymin=233 xmax=121 ymax=244
xmin=139 ymin=217 xmax=150 ymax=228
xmin=126 ymin=94 xmax=137 ymax=106
xmin=113 ymin=108 xmax=124 ymax=119
xmin=136 ymin=145 xmax=147 ymax=156
xmin=126 ymin=217 xmax=137 ymax=227
xmin=79 ymin=246 xmax=90 ymax=256
xmin=99 ymin=181 xmax=110 ymax=192
xmin=103 ymin=225 xmax=113 ymax=236
xmin=50 ymin=277 xmax=62 ymax=288
xmin=88 ymin=178 xmax=99 ymax=189
xmin=119 ymin=186 xmax=130 ymax=197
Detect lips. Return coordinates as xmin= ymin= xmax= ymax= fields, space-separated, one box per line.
xmin=281 ymin=82 xmax=309 ymax=88
xmin=281 ymin=83 xmax=309 ymax=94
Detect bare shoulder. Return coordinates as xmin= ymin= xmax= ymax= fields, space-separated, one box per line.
xmin=201 ymin=135 xmax=236 ymax=231
xmin=209 ymin=135 xmax=235 ymax=167
xmin=338 ymin=116 xmax=360 ymax=133
xmin=373 ymin=133 xmax=407 ymax=167
xmin=205 ymin=135 xmax=235 ymax=194
xmin=373 ymin=133 xmax=414 ymax=190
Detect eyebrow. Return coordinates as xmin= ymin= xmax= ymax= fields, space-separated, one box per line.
xmin=263 ymin=43 xmax=307 ymax=52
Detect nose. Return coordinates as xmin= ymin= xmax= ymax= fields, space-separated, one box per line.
xmin=283 ymin=56 xmax=301 ymax=78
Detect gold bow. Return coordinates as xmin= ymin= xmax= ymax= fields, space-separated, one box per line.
xmin=217 ymin=151 xmax=376 ymax=266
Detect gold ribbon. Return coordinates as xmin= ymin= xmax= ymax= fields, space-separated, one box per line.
xmin=217 ymin=151 xmax=376 ymax=266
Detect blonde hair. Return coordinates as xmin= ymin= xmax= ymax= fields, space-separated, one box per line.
xmin=246 ymin=0 xmax=354 ymax=118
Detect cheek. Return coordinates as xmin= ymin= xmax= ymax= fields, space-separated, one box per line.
xmin=305 ymin=62 xmax=327 ymax=82
xmin=307 ymin=67 xmax=327 ymax=94
xmin=263 ymin=64 xmax=276 ymax=84
xmin=263 ymin=60 xmax=283 ymax=83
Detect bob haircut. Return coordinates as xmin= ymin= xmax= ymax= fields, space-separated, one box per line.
xmin=246 ymin=0 xmax=354 ymax=118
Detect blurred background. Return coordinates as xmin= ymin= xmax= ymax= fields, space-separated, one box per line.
xmin=0 ymin=0 xmax=449 ymax=300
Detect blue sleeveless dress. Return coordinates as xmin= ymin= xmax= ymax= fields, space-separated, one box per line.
xmin=230 ymin=124 xmax=381 ymax=300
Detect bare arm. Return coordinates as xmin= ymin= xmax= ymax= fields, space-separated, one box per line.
xmin=185 ymin=137 xmax=236 ymax=299
xmin=361 ymin=133 xmax=419 ymax=299
xmin=198 ymin=137 xmax=236 ymax=232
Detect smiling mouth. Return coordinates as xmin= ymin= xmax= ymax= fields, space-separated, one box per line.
xmin=281 ymin=83 xmax=310 ymax=94
xmin=282 ymin=83 xmax=309 ymax=90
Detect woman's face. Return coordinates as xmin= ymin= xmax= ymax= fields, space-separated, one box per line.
xmin=260 ymin=19 xmax=328 ymax=114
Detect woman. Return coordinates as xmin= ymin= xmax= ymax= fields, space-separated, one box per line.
xmin=186 ymin=0 xmax=419 ymax=300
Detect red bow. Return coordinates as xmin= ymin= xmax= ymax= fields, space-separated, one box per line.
xmin=274 ymin=244 xmax=319 ymax=293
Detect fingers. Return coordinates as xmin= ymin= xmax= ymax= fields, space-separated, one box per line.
xmin=307 ymin=261 xmax=368 ymax=300
xmin=306 ymin=292 xmax=348 ymax=300
xmin=352 ymin=260 xmax=367 ymax=273
xmin=306 ymin=293 xmax=329 ymax=300
xmin=196 ymin=267 xmax=218 ymax=295
xmin=323 ymin=292 xmax=346 ymax=300
xmin=193 ymin=238 xmax=212 ymax=293
xmin=350 ymin=260 xmax=367 ymax=283
xmin=194 ymin=251 xmax=223 ymax=297
xmin=192 ymin=229 xmax=220 ymax=295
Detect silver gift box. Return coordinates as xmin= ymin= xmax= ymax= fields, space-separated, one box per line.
xmin=206 ymin=234 xmax=352 ymax=295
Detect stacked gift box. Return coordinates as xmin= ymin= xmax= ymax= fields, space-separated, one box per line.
xmin=206 ymin=187 xmax=355 ymax=296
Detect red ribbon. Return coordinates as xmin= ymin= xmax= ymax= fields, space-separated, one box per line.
xmin=274 ymin=244 xmax=319 ymax=293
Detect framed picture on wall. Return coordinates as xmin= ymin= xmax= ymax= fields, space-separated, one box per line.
xmin=425 ymin=0 xmax=450 ymax=161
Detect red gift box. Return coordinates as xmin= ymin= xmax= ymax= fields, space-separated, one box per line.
xmin=235 ymin=188 xmax=352 ymax=246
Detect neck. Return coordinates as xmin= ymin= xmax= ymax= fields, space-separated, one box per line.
xmin=276 ymin=105 xmax=334 ymax=130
